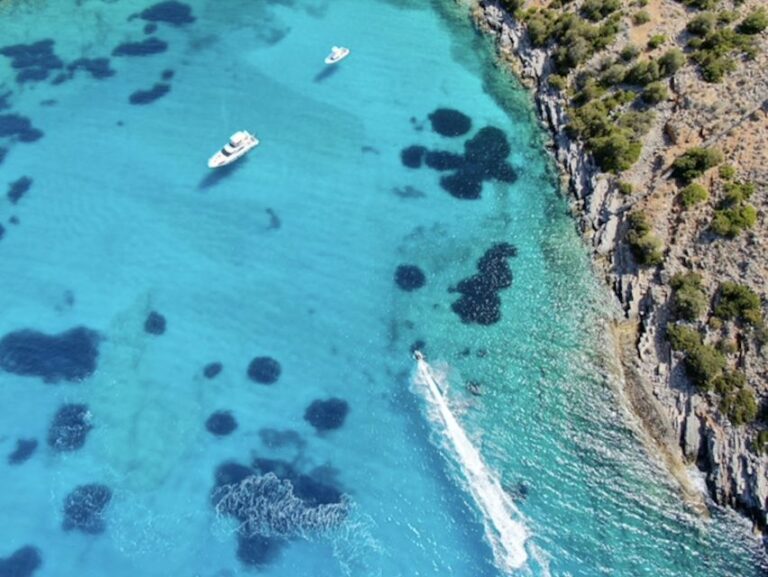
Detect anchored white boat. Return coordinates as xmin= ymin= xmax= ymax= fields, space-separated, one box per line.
xmin=208 ymin=130 xmax=259 ymax=168
xmin=324 ymin=46 xmax=350 ymax=65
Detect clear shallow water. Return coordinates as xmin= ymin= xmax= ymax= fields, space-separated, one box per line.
xmin=0 ymin=0 xmax=765 ymax=576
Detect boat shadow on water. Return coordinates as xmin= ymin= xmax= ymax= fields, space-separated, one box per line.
xmin=198 ymin=157 xmax=247 ymax=190
xmin=313 ymin=65 xmax=339 ymax=84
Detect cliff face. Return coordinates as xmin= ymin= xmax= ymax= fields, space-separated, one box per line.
xmin=470 ymin=0 xmax=768 ymax=537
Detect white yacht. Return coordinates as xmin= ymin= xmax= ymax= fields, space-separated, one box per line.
xmin=208 ymin=131 xmax=259 ymax=168
xmin=324 ymin=46 xmax=350 ymax=65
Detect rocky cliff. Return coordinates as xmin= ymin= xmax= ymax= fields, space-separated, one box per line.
xmin=468 ymin=0 xmax=768 ymax=540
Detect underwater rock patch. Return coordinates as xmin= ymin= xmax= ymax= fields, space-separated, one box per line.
xmin=47 ymin=403 xmax=92 ymax=452
xmin=112 ymin=37 xmax=168 ymax=57
xmin=0 ymin=545 xmax=42 ymax=577
xmin=0 ymin=326 xmax=100 ymax=382
xmin=129 ymin=83 xmax=170 ymax=105
xmin=465 ymin=126 xmax=510 ymax=165
xmin=237 ymin=533 xmax=284 ymax=568
xmin=17 ymin=68 xmax=50 ymax=84
xmin=206 ymin=411 xmax=237 ymax=436
xmin=8 ymin=176 xmax=32 ymax=204
xmin=161 ymin=68 xmax=174 ymax=81
xmin=247 ymin=356 xmax=281 ymax=385
xmin=0 ymin=114 xmax=43 ymax=143
xmin=424 ymin=150 xmax=464 ymax=171
xmin=213 ymin=472 xmax=347 ymax=535
xmin=394 ymin=264 xmax=426 ymax=291
xmin=67 ymin=58 xmax=115 ymax=80
xmin=450 ymin=243 xmax=517 ymax=325
xmin=144 ymin=311 xmax=166 ymax=335
xmin=213 ymin=462 xmax=254 ymax=491
xmin=0 ymin=39 xmax=63 ymax=85
xmin=428 ymin=108 xmax=472 ymax=137
xmin=203 ymin=362 xmax=223 ymax=379
xmin=400 ymin=145 xmax=426 ymax=169
xmin=303 ymin=398 xmax=349 ymax=432
xmin=139 ymin=1 xmax=196 ymax=26
xmin=62 ymin=484 xmax=112 ymax=534
xmin=144 ymin=23 xmax=158 ymax=34
xmin=7 ymin=438 xmax=38 ymax=465
xmin=406 ymin=124 xmax=516 ymax=200
xmin=0 ymin=147 xmax=7 ymax=165
xmin=439 ymin=168 xmax=484 ymax=200
xmin=211 ymin=460 xmax=346 ymax=569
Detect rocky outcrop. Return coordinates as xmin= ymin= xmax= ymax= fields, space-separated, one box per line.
xmin=470 ymin=0 xmax=768 ymax=539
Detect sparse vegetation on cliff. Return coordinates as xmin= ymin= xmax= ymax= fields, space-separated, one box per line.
xmin=679 ymin=183 xmax=709 ymax=208
xmin=670 ymin=272 xmax=708 ymax=320
xmin=714 ymin=282 xmax=763 ymax=326
xmin=672 ymin=147 xmax=723 ymax=183
xmin=626 ymin=211 xmax=664 ymax=266
xmin=476 ymin=0 xmax=768 ymax=530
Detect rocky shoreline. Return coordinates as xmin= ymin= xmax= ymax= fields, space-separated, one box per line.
xmin=466 ymin=0 xmax=768 ymax=541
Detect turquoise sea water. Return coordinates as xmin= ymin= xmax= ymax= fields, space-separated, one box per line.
xmin=0 ymin=1 xmax=766 ymax=576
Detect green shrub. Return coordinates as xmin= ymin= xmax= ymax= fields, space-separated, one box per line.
xmin=620 ymin=44 xmax=641 ymax=62
xmin=723 ymin=181 xmax=755 ymax=202
xmin=599 ymin=63 xmax=627 ymax=86
xmin=625 ymin=59 xmax=661 ymax=85
xmin=714 ymin=282 xmax=762 ymax=325
xmin=687 ymin=12 xmax=717 ymax=36
xmin=633 ymin=10 xmax=651 ymax=25
xmin=712 ymin=368 xmax=746 ymax=395
xmin=711 ymin=204 xmax=757 ymax=237
xmin=718 ymin=164 xmax=736 ymax=180
xmin=582 ymin=0 xmax=621 ymax=22
xmin=690 ymin=27 xmax=757 ymax=81
xmin=618 ymin=110 xmax=655 ymax=137
xmin=548 ymin=74 xmax=568 ymax=91
xmin=717 ymin=339 xmax=738 ymax=356
xmin=591 ymin=131 xmax=643 ymax=173
xmin=658 ymin=48 xmax=686 ymax=75
xmin=627 ymin=211 xmax=664 ymax=265
xmin=533 ymin=11 xmax=620 ymax=72
xmin=679 ymin=183 xmax=709 ymax=208
xmin=573 ymin=79 xmax=607 ymax=105
xmin=641 ymin=81 xmax=669 ymax=104
xmin=737 ymin=7 xmax=768 ymax=34
xmin=647 ymin=34 xmax=666 ymax=49
xmin=686 ymin=343 xmax=727 ymax=389
xmin=667 ymin=323 xmax=703 ymax=351
xmin=755 ymin=431 xmax=768 ymax=455
xmin=717 ymin=10 xmax=738 ymax=25
xmin=617 ymin=181 xmax=633 ymax=195
xmin=680 ymin=0 xmax=719 ymax=9
xmin=672 ymin=147 xmax=723 ymax=183
xmin=670 ymin=272 xmax=708 ymax=320
xmin=698 ymin=53 xmax=737 ymax=82
xmin=721 ymin=388 xmax=758 ymax=426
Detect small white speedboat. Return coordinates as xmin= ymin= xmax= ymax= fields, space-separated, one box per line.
xmin=324 ymin=46 xmax=350 ymax=65
xmin=208 ymin=130 xmax=259 ymax=168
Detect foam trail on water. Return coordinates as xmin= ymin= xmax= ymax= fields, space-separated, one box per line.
xmin=412 ymin=354 xmax=528 ymax=573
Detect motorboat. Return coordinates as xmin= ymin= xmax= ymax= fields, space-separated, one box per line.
xmin=413 ymin=350 xmax=425 ymax=362
xmin=324 ymin=46 xmax=350 ymax=65
xmin=208 ymin=130 xmax=259 ymax=168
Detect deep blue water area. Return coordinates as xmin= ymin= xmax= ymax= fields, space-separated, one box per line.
xmin=0 ymin=1 xmax=766 ymax=576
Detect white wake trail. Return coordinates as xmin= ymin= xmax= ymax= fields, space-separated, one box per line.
xmin=412 ymin=355 xmax=528 ymax=573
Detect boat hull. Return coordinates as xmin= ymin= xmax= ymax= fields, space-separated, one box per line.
xmin=207 ymin=136 xmax=259 ymax=169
